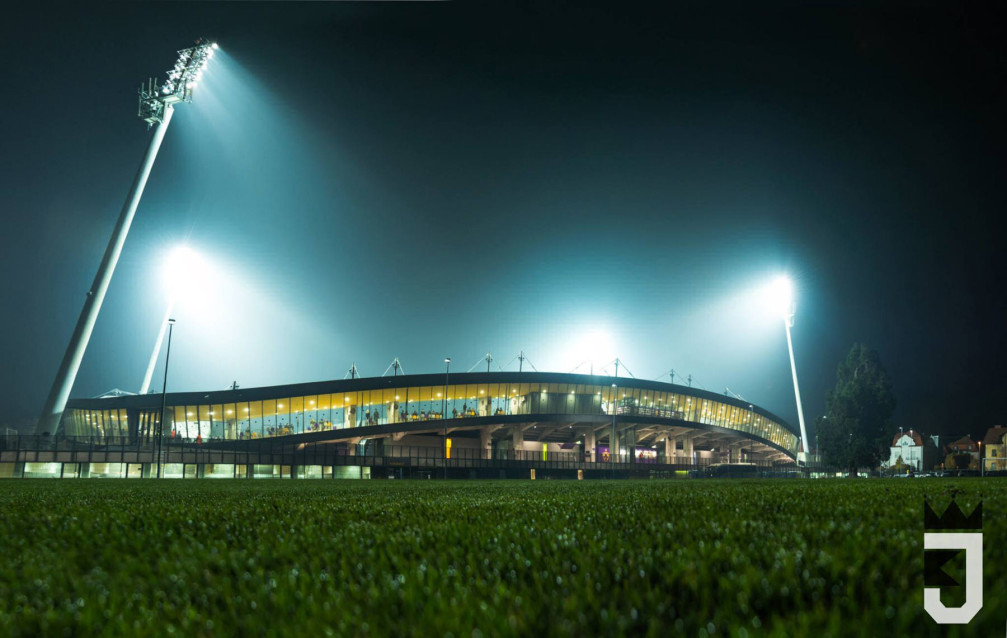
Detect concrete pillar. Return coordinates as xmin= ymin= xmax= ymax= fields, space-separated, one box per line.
xmin=78 ymin=463 xmax=90 ymax=478
xmin=512 ymin=427 xmax=524 ymax=459
xmin=196 ymin=464 xmax=206 ymax=478
xmin=480 ymin=428 xmax=492 ymax=460
xmin=141 ymin=463 xmax=152 ymax=478
xmin=665 ymin=436 xmax=675 ymax=463
xmin=624 ymin=427 xmax=635 ymax=463
xmin=584 ymin=429 xmax=596 ymax=462
xmin=246 ymin=463 xmax=255 ymax=478
xmin=685 ymin=435 xmax=694 ymax=465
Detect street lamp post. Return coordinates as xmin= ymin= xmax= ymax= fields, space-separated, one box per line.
xmin=37 ymin=40 xmax=217 ymax=435
xmin=443 ymin=357 xmax=450 ymax=479
xmin=611 ymin=383 xmax=617 ymax=479
xmin=156 ymin=319 xmax=176 ymax=479
xmin=819 ymin=415 xmax=828 ymax=468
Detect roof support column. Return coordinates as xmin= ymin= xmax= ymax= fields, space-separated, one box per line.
xmin=512 ymin=427 xmax=524 ymax=460
xmin=584 ymin=428 xmax=596 ymax=463
xmin=480 ymin=427 xmax=492 ymax=460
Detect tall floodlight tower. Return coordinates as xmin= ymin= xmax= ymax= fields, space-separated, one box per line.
xmin=36 ymin=39 xmax=217 ymax=435
xmin=767 ymin=276 xmax=810 ymax=457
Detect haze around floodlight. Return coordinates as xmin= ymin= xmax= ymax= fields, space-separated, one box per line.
xmin=163 ymin=245 xmax=206 ymax=299
xmin=563 ymin=326 xmax=617 ymax=372
xmin=766 ymin=275 xmax=794 ymax=319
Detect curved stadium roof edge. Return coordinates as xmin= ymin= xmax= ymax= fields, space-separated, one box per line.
xmin=67 ymin=371 xmax=798 ymax=438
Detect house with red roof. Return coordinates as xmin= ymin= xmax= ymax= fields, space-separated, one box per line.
xmin=887 ymin=429 xmax=938 ymax=472
xmin=941 ymin=435 xmax=979 ymax=471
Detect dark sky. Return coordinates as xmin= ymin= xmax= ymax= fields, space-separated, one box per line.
xmin=1 ymin=2 xmax=1003 ymax=439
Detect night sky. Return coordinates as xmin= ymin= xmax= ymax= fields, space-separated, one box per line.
xmin=1 ymin=3 xmax=1003 ymax=439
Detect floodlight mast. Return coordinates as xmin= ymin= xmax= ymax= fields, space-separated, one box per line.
xmin=139 ymin=302 xmax=175 ymax=395
xmin=783 ymin=301 xmax=810 ymax=456
xmin=36 ymin=39 xmax=216 ymax=435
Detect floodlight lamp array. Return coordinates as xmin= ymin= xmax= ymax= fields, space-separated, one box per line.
xmin=138 ymin=38 xmax=217 ymax=127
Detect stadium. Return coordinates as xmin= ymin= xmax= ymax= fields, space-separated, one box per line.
xmin=10 ymin=41 xmax=809 ymax=481
xmin=5 ymin=371 xmax=800 ymax=479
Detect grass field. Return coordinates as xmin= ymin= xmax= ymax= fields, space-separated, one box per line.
xmin=0 ymin=478 xmax=1000 ymax=636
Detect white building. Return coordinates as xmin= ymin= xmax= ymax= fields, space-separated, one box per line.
xmin=887 ymin=430 xmax=938 ymax=472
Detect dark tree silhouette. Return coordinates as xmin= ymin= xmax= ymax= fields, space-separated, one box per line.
xmin=816 ymin=344 xmax=896 ymax=475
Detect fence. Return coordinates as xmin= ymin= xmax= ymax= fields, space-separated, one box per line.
xmin=1 ymin=434 xmax=798 ymax=479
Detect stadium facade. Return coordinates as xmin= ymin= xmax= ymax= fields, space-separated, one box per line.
xmin=3 ymin=372 xmax=800 ymax=479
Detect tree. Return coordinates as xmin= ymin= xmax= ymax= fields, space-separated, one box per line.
xmin=816 ymin=344 xmax=896 ymax=475
xmin=944 ymin=453 xmax=957 ymax=471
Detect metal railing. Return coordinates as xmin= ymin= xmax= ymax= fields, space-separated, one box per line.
xmin=2 ymin=433 xmax=797 ymax=474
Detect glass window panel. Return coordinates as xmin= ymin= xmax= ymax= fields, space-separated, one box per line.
xmin=388 ymin=390 xmax=402 ymax=424
xmin=344 ymin=393 xmax=358 ymax=428
xmin=303 ymin=395 xmax=318 ymax=432
xmin=462 ymin=385 xmax=475 ymax=416
xmin=235 ymin=402 xmax=250 ymax=439
xmin=223 ymin=403 xmax=237 ymax=439
xmin=286 ymin=397 xmax=302 ymax=434
xmin=275 ymin=399 xmax=291 ymax=435
xmin=362 ymin=393 xmax=375 ymax=426
xmin=333 ymin=393 xmax=348 ymax=428
xmin=246 ymin=401 xmax=262 ymax=438
xmin=401 ymin=388 xmax=416 ymax=420
xmin=262 ymin=399 xmax=277 ymax=436
xmin=209 ymin=404 xmax=224 ymax=439
xmin=318 ymin=395 xmax=332 ymax=430
xmin=194 ymin=405 xmax=209 ymax=440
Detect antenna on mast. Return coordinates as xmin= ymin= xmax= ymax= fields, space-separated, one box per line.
xmin=382 ymin=358 xmax=404 ymax=377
